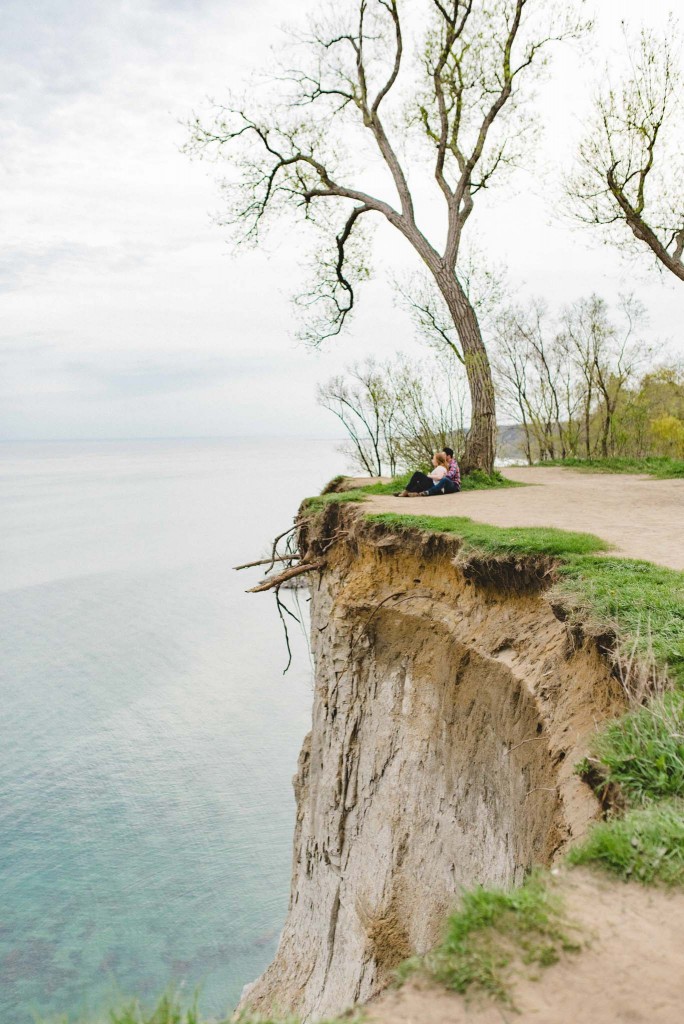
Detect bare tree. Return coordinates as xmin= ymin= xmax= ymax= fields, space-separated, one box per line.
xmin=317 ymin=361 xmax=398 ymax=475
xmin=492 ymin=316 xmax=534 ymax=462
xmin=318 ymin=354 xmax=466 ymax=475
xmin=559 ymin=299 xmax=596 ymax=457
xmin=553 ymin=327 xmax=583 ymax=458
xmin=493 ymin=294 xmax=648 ymax=462
xmin=493 ymin=301 xmax=580 ymax=462
xmin=392 ymin=353 xmax=468 ymax=466
xmin=568 ymin=22 xmax=684 ymax=282
xmin=561 ymin=294 xmax=648 ymax=458
xmin=187 ymin=0 xmax=585 ymax=473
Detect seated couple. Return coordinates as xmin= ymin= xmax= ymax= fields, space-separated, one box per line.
xmin=396 ymin=448 xmax=461 ymax=497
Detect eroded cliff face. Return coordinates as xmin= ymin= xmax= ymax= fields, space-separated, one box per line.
xmin=239 ymin=506 xmax=624 ymax=1022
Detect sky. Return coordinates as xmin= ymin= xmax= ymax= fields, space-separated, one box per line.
xmin=1 ymin=0 xmax=681 ymax=441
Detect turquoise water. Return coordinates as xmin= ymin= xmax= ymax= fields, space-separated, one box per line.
xmin=0 ymin=439 xmax=345 ymax=1024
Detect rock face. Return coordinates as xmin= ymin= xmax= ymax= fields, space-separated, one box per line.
xmin=239 ymin=507 xmax=623 ymax=1022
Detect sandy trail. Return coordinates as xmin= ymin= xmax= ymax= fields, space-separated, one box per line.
xmin=364 ymin=467 xmax=684 ymax=571
xmin=365 ymin=868 xmax=684 ymax=1024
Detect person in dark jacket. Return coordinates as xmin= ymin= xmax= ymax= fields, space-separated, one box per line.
xmin=422 ymin=447 xmax=461 ymax=495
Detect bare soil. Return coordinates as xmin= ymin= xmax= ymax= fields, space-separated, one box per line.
xmin=365 ymin=467 xmax=684 ymax=571
xmin=365 ymin=867 xmax=684 ymax=1024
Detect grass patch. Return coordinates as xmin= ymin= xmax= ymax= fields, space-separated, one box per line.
xmin=303 ymin=470 xmax=519 ymax=514
xmin=41 ymin=995 xmax=224 ymax=1024
xmin=108 ymin=997 xmax=210 ymax=1024
xmin=366 ymin=512 xmax=609 ymax=558
xmin=540 ymin=456 xmax=684 ymax=478
xmin=400 ymin=873 xmax=580 ymax=1004
xmin=589 ymin=692 xmax=684 ymax=804
xmin=43 ymin=995 xmax=361 ymax=1024
xmin=568 ymin=801 xmax=684 ymax=885
xmin=354 ymin=469 xmax=519 ymax=495
xmin=301 ymin=489 xmax=371 ymax=514
xmin=560 ymin=561 xmax=684 ymax=887
xmin=555 ymin=557 xmax=684 ymax=686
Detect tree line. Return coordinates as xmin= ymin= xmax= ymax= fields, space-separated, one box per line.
xmin=187 ymin=1 xmax=683 ymax=474
xmin=319 ymin=293 xmax=684 ymax=475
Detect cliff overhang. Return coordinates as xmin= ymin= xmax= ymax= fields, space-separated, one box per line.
xmin=239 ymin=502 xmax=626 ymax=1022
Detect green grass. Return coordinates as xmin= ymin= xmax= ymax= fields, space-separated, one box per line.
xmin=108 ymin=998 xmax=209 ymax=1024
xmin=302 ymin=470 xmax=519 ymax=514
xmin=568 ymin=801 xmax=684 ymax=885
xmin=365 ymin=512 xmax=609 ymax=558
xmin=399 ymin=873 xmax=580 ymax=1004
xmin=458 ymin=470 xmax=522 ymax=492
xmin=359 ymin=469 xmax=519 ymax=495
xmin=40 ymin=995 xmax=220 ymax=1024
xmin=42 ymin=995 xmax=361 ymax=1024
xmin=540 ymin=456 xmax=684 ymax=478
xmin=555 ymin=557 xmax=684 ymax=686
xmin=589 ymin=692 xmax=684 ymax=804
xmin=301 ymin=490 xmax=371 ymax=514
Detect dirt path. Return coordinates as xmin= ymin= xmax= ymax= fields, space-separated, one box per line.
xmin=365 ymin=467 xmax=684 ymax=571
xmin=365 ymin=868 xmax=684 ymax=1024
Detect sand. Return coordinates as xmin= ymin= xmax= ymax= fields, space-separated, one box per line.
xmin=364 ymin=467 xmax=684 ymax=571
xmin=365 ymin=868 xmax=684 ymax=1024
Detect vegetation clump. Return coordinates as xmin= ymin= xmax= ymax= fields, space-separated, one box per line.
xmin=302 ymin=470 xmax=517 ymax=515
xmin=570 ymin=690 xmax=684 ymax=886
xmin=366 ymin=512 xmax=608 ymax=559
xmin=589 ymin=693 xmax=684 ymax=805
xmin=47 ymin=994 xmax=360 ymax=1024
xmin=555 ymin=557 xmax=684 ymax=687
xmin=399 ymin=874 xmax=580 ymax=1005
xmin=568 ymin=801 xmax=684 ymax=886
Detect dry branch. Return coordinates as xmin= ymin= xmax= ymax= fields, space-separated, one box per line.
xmin=247 ymin=561 xmax=325 ymax=593
xmin=233 ymin=554 xmax=301 ymax=571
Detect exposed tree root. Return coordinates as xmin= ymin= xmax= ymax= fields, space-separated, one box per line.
xmin=233 ymin=554 xmax=301 ymax=570
xmin=247 ymin=561 xmax=325 ymax=593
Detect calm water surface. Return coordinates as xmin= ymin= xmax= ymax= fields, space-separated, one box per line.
xmin=0 ymin=439 xmax=347 ymax=1023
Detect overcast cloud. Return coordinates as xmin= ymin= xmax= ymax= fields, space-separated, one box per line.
xmin=1 ymin=0 xmax=681 ymax=440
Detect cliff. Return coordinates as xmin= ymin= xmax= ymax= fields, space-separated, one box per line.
xmin=239 ymin=503 xmax=625 ymax=1022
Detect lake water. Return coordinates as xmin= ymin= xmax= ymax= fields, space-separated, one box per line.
xmin=0 ymin=438 xmax=348 ymax=1024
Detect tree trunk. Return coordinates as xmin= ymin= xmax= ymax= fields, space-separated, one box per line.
xmin=584 ymin=392 xmax=592 ymax=458
xmin=435 ymin=270 xmax=496 ymax=474
xmin=520 ymin=412 xmax=532 ymax=465
xmin=601 ymin=398 xmax=617 ymax=459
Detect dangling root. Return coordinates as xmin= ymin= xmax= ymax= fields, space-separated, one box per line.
xmin=233 ymin=554 xmax=301 ymax=571
xmin=247 ymin=561 xmax=325 ymax=593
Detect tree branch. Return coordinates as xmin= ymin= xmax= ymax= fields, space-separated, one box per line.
xmin=248 ymin=562 xmax=325 ymax=593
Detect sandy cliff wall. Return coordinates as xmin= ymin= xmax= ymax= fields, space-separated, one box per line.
xmin=239 ymin=506 xmax=624 ymax=1022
